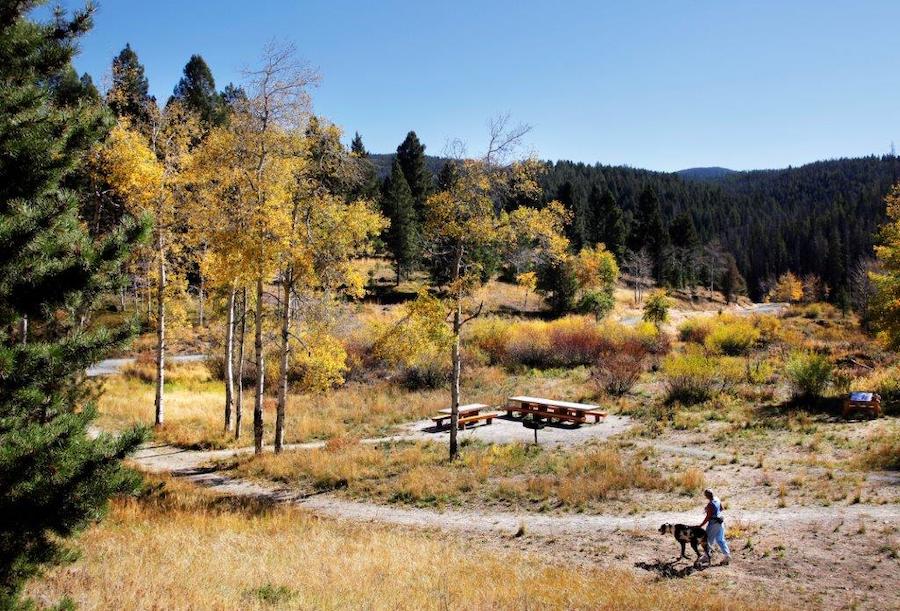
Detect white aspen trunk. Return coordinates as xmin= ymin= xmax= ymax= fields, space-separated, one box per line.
xmin=253 ymin=277 xmax=265 ymax=454
xmin=20 ymin=316 xmax=27 ymax=345
xmin=274 ymin=274 xmax=291 ymax=453
xmin=235 ymin=288 xmax=247 ymax=440
xmin=224 ymin=288 xmax=236 ymax=431
xmin=154 ymin=238 xmax=166 ymax=427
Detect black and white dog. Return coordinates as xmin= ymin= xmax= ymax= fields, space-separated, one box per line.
xmin=658 ymin=523 xmax=708 ymax=562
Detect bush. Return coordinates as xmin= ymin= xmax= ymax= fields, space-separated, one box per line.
xmin=591 ymin=337 xmax=651 ymax=396
xmin=467 ymin=317 xmax=512 ymax=366
xmin=662 ymin=350 xmax=719 ymax=403
xmin=547 ymin=316 xmax=605 ymax=366
xmin=504 ymin=320 xmax=552 ymax=367
xmin=479 ymin=316 xmax=612 ymax=369
xmin=661 ymin=349 xmax=743 ymax=404
xmin=678 ymin=318 xmax=713 ymax=344
xmin=642 ymin=289 xmax=671 ymax=326
xmin=400 ymin=361 xmax=449 ymax=390
xmin=704 ymin=320 xmax=760 ymax=356
xmin=634 ymin=321 xmax=673 ymax=357
xmin=576 ymin=290 xmax=615 ymax=321
xmin=751 ymin=314 xmax=782 ymax=345
xmin=853 ymin=424 xmax=900 ymax=470
xmin=785 ymin=351 xmax=833 ymax=397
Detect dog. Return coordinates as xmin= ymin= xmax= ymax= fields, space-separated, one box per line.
xmin=658 ymin=523 xmax=708 ymax=562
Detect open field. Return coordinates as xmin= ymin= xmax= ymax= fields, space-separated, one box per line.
xmin=25 ymin=476 xmax=771 ymax=611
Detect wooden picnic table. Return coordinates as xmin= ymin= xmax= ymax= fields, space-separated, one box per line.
xmin=431 ymin=403 xmax=498 ymax=429
xmin=437 ymin=403 xmax=489 ymax=416
xmin=506 ymin=396 xmax=606 ymax=424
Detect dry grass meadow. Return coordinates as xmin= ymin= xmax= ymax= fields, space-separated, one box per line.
xmin=25 ymin=476 xmax=771 ymax=611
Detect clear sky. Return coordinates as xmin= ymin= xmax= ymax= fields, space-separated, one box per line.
xmin=43 ymin=0 xmax=900 ymax=171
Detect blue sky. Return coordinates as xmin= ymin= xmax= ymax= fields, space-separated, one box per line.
xmin=45 ymin=0 xmax=900 ymax=171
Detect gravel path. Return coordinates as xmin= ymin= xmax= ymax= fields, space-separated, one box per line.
xmin=131 ymin=441 xmax=900 ymax=538
xmin=86 ymin=354 xmax=205 ymax=377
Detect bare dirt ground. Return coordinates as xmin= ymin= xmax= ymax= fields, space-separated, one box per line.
xmin=130 ymin=435 xmax=900 ymax=611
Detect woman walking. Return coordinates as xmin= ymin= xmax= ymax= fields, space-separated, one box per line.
xmin=698 ymin=488 xmax=731 ymax=565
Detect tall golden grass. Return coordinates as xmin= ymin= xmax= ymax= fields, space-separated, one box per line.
xmin=98 ymin=362 xmax=593 ymax=449
xmin=99 ymin=364 xmax=445 ymax=449
xmin=228 ymin=441 xmax=707 ymax=509
xmin=25 ymin=476 xmax=770 ymax=610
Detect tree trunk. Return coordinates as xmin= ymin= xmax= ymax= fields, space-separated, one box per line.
xmin=154 ymin=239 xmax=166 ymax=427
xmin=448 ymin=244 xmax=463 ymax=461
xmin=449 ymin=298 xmax=461 ymax=460
xmin=253 ymin=277 xmax=265 ymax=454
xmin=274 ymin=274 xmax=292 ymax=453
xmin=198 ymin=273 xmax=205 ymax=327
xmin=20 ymin=316 xmax=27 ymax=345
xmin=235 ymin=288 xmax=247 ymax=439
xmin=223 ymin=288 xmax=236 ymax=431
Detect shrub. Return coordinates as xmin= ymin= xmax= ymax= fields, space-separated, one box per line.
xmin=642 ymin=289 xmax=671 ymax=326
xmin=591 ymin=338 xmax=650 ymax=396
xmin=467 ymin=317 xmax=512 ymax=365
xmin=661 ymin=349 xmax=742 ymax=404
xmin=751 ymin=314 xmax=782 ymax=345
xmin=785 ymin=351 xmax=833 ymax=397
xmin=547 ymin=316 xmax=605 ymax=366
xmin=662 ymin=350 xmax=719 ymax=404
xmin=400 ymin=361 xmax=450 ymax=390
xmin=576 ymin=290 xmax=615 ymax=321
xmin=704 ymin=320 xmax=760 ymax=356
xmin=678 ymin=318 xmax=713 ymax=344
xmin=504 ymin=320 xmax=552 ymax=367
xmin=634 ymin=321 xmax=673 ymax=357
xmin=673 ymin=467 xmax=706 ymax=494
xmin=853 ymin=424 xmax=900 ymax=471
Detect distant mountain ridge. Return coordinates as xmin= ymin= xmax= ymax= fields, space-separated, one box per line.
xmin=368 ymin=153 xmax=448 ymax=180
xmin=676 ymin=166 xmax=737 ymax=181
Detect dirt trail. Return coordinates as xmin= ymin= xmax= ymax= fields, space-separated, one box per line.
xmin=132 ymin=442 xmax=899 ymax=537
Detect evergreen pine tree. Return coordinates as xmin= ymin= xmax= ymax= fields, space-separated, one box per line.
xmin=351 ymin=131 xmax=367 ymax=156
xmin=667 ymin=213 xmax=700 ymax=288
xmin=349 ymin=132 xmax=380 ymax=200
xmin=556 ymin=181 xmax=588 ymax=249
xmin=437 ymin=160 xmax=458 ymax=191
xmin=722 ymin=253 xmax=747 ymax=303
xmin=170 ymin=54 xmax=224 ymax=127
xmin=221 ymin=82 xmax=248 ymax=111
xmin=106 ymin=43 xmax=155 ymax=133
xmin=396 ymin=131 xmax=433 ymax=222
xmin=589 ymin=185 xmax=626 ymax=259
xmin=0 ymin=4 xmax=147 ymax=605
xmin=381 ymin=158 xmax=418 ymax=280
xmin=630 ymin=186 xmax=669 ymax=281
xmin=825 ymin=228 xmax=846 ymax=297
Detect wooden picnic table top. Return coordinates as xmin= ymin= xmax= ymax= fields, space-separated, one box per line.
xmin=437 ymin=403 xmax=489 ymax=415
xmin=507 ymin=396 xmax=600 ymax=412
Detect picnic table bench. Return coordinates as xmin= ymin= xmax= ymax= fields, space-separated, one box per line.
xmin=431 ymin=403 xmax=499 ymax=429
xmin=505 ymin=396 xmax=606 ymax=425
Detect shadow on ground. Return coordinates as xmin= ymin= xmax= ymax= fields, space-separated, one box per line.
xmin=634 ymin=559 xmax=704 ymax=579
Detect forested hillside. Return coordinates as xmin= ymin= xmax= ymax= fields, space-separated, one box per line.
xmin=541 ymin=156 xmax=897 ymax=300
xmin=367 ymin=143 xmax=894 ymax=301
